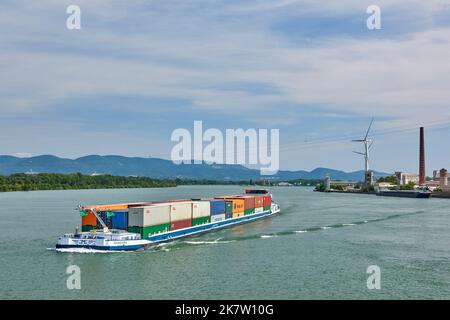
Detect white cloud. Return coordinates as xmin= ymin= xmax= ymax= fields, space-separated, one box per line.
xmin=1 ymin=1 xmax=450 ymax=130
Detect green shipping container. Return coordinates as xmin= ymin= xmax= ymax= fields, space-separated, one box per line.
xmin=264 ymin=206 xmax=271 ymax=211
xmin=192 ymin=216 xmax=211 ymax=226
xmin=81 ymin=225 xmax=96 ymax=232
xmin=128 ymin=224 xmax=170 ymax=238
xmin=244 ymin=208 xmax=254 ymax=215
xmin=225 ymin=201 xmax=233 ymax=214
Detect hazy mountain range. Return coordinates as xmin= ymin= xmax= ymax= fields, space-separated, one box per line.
xmin=0 ymin=155 xmax=391 ymax=181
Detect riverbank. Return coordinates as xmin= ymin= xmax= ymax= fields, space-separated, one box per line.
xmin=0 ymin=173 xmax=176 ymax=192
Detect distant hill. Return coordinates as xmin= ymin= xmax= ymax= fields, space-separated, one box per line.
xmin=0 ymin=155 xmax=390 ymax=181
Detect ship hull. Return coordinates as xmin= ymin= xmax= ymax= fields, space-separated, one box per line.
xmin=147 ymin=207 xmax=279 ymax=244
xmin=376 ymin=191 xmax=431 ymax=198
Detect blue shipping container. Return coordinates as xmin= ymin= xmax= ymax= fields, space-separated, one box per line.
xmin=210 ymin=199 xmax=225 ymax=215
xmin=111 ymin=211 xmax=128 ymax=230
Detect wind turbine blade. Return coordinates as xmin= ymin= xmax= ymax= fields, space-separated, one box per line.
xmin=352 ymin=140 xmax=365 ymax=142
xmin=364 ymin=117 xmax=374 ymax=141
xmin=353 ymin=151 xmax=365 ymax=156
xmin=369 ymin=141 xmax=374 ymax=149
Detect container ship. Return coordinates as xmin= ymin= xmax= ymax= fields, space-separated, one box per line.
xmin=56 ymin=189 xmax=280 ymax=251
xmin=376 ymin=189 xmax=431 ymax=198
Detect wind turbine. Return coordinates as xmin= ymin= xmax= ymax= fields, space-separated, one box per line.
xmin=352 ymin=118 xmax=374 ymax=174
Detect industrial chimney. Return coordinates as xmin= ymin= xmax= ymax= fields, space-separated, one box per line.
xmin=419 ymin=127 xmax=426 ymax=185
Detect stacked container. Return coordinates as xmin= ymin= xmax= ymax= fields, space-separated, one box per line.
xmin=210 ymin=199 xmax=226 ymax=222
xmin=238 ymin=195 xmax=256 ymax=215
xmin=111 ymin=211 xmax=128 ymax=230
xmin=263 ymin=195 xmax=272 ymax=211
xmin=192 ymin=201 xmax=211 ymax=226
xmin=216 ymin=197 xmax=245 ymax=218
xmin=128 ymin=204 xmax=170 ymax=238
xmin=169 ymin=202 xmax=192 ymax=231
xmin=254 ymin=196 xmax=264 ymax=214
xmin=81 ymin=210 xmax=97 ymax=232
xmin=225 ymin=201 xmax=233 ymax=219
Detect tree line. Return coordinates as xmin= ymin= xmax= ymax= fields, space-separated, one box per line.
xmin=0 ymin=173 xmax=176 ymax=192
xmin=0 ymin=173 xmax=323 ymax=192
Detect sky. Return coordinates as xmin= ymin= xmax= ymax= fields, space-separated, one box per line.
xmin=1 ymin=0 xmax=450 ymax=174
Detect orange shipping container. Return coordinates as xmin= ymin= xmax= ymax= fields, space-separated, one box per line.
xmin=254 ymin=196 xmax=264 ymax=208
xmin=81 ymin=210 xmax=97 ymax=226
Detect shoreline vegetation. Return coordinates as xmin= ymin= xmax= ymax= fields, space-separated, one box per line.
xmin=0 ymin=173 xmax=176 ymax=192
xmin=0 ymin=173 xmax=321 ymax=192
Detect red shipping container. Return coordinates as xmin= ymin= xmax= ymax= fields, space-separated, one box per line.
xmin=263 ymin=195 xmax=272 ymax=207
xmin=240 ymin=196 xmax=255 ymax=210
xmin=170 ymin=219 xmax=192 ymax=231
xmin=254 ymin=196 xmax=264 ymax=208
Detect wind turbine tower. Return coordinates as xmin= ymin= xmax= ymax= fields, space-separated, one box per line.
xmin=352 ymin=118 xmax=374 ymax=186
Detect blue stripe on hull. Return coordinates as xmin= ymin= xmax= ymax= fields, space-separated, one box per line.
xmin=147 ymin=210 xmax=274 ymax=244
xmin=55 ymin=244 xmax=145 ymax=251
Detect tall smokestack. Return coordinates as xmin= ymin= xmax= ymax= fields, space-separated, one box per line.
xmin=419 ymin=127 xmax=426 ymax=185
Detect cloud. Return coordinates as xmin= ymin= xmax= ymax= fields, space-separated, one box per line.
xmin=1 ymin=0 xmax=450 ymax=170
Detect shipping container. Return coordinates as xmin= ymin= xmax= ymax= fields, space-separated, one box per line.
xmin=264 ymin=206 xmax=271 ymax=211
xmin=192 ymin=216 xmax=211 ymax=226
xmin=192 ymin=201 xmax=210 ymax=219
xmin=81 ymin=225 xmax=96 ymax=232
xmin=170 ymin=202 xmax=192 ymax=222
xmin=232 ymin=212 xmax=245 ymax=218
xmin=238 ymin=196 xmax=255 ymax=210
xmin=254 ymin=196 xmax=264 ymax=208
xmin=254 ymin=207 xmax=264 ymax=214
xmin=170 ymin=219 xmax=192 ymax=231
xmin=111 ymin=211 xmax=128 ymax=230
xmin=81 ymin=210 xmax=97 ymax=226
xmin=128 ymin=223 xmax=170 ymax=238
xmin=229 ymin=199 xmax=245 ymax=213
xmin=225 ymin=201 xmax=232 ymax=214
xmin=128 ymin=204 xmax=170 ymax=227
xmin=83 ymin=204 xmax=128 ymax=212
xmin=263 ymin=195 xmax=272 ymax=207
xmin=244 ymin=208 xmax=254 ymax=215
xmin=211 ymin=214 xmax=226 ymax=223
xmin=210 ymin=199 xmax=226 ymax=215
xmin=225 ymin=213 xmax=233 ymax=219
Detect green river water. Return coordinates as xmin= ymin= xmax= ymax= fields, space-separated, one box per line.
xmin=1 ymin=185 xmax=449 ymax=299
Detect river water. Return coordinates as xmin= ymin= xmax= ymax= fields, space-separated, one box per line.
xmin=1 ymin=185 xmax=449 ymax=299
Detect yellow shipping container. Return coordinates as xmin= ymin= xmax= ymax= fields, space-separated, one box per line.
xmin=232 ymin=212 xmax=245 ymax=218
xmin=227 ymin=198 xmax=245 ymax=213
xmin=214 ymin=197 xmax=244 ymax=213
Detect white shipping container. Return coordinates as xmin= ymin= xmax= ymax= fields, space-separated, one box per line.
xmin=211 ymin=213 xmax=225 ymax=223
xmin=192 ymin=201 xmax=210 ymax=219
xmin=254 ymin=207 xmax=264 ymax=214
xmin=170 ymin=202 xmax=192 ymax=222
xmin=128 ymin=204 xmax=170 ymax=227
